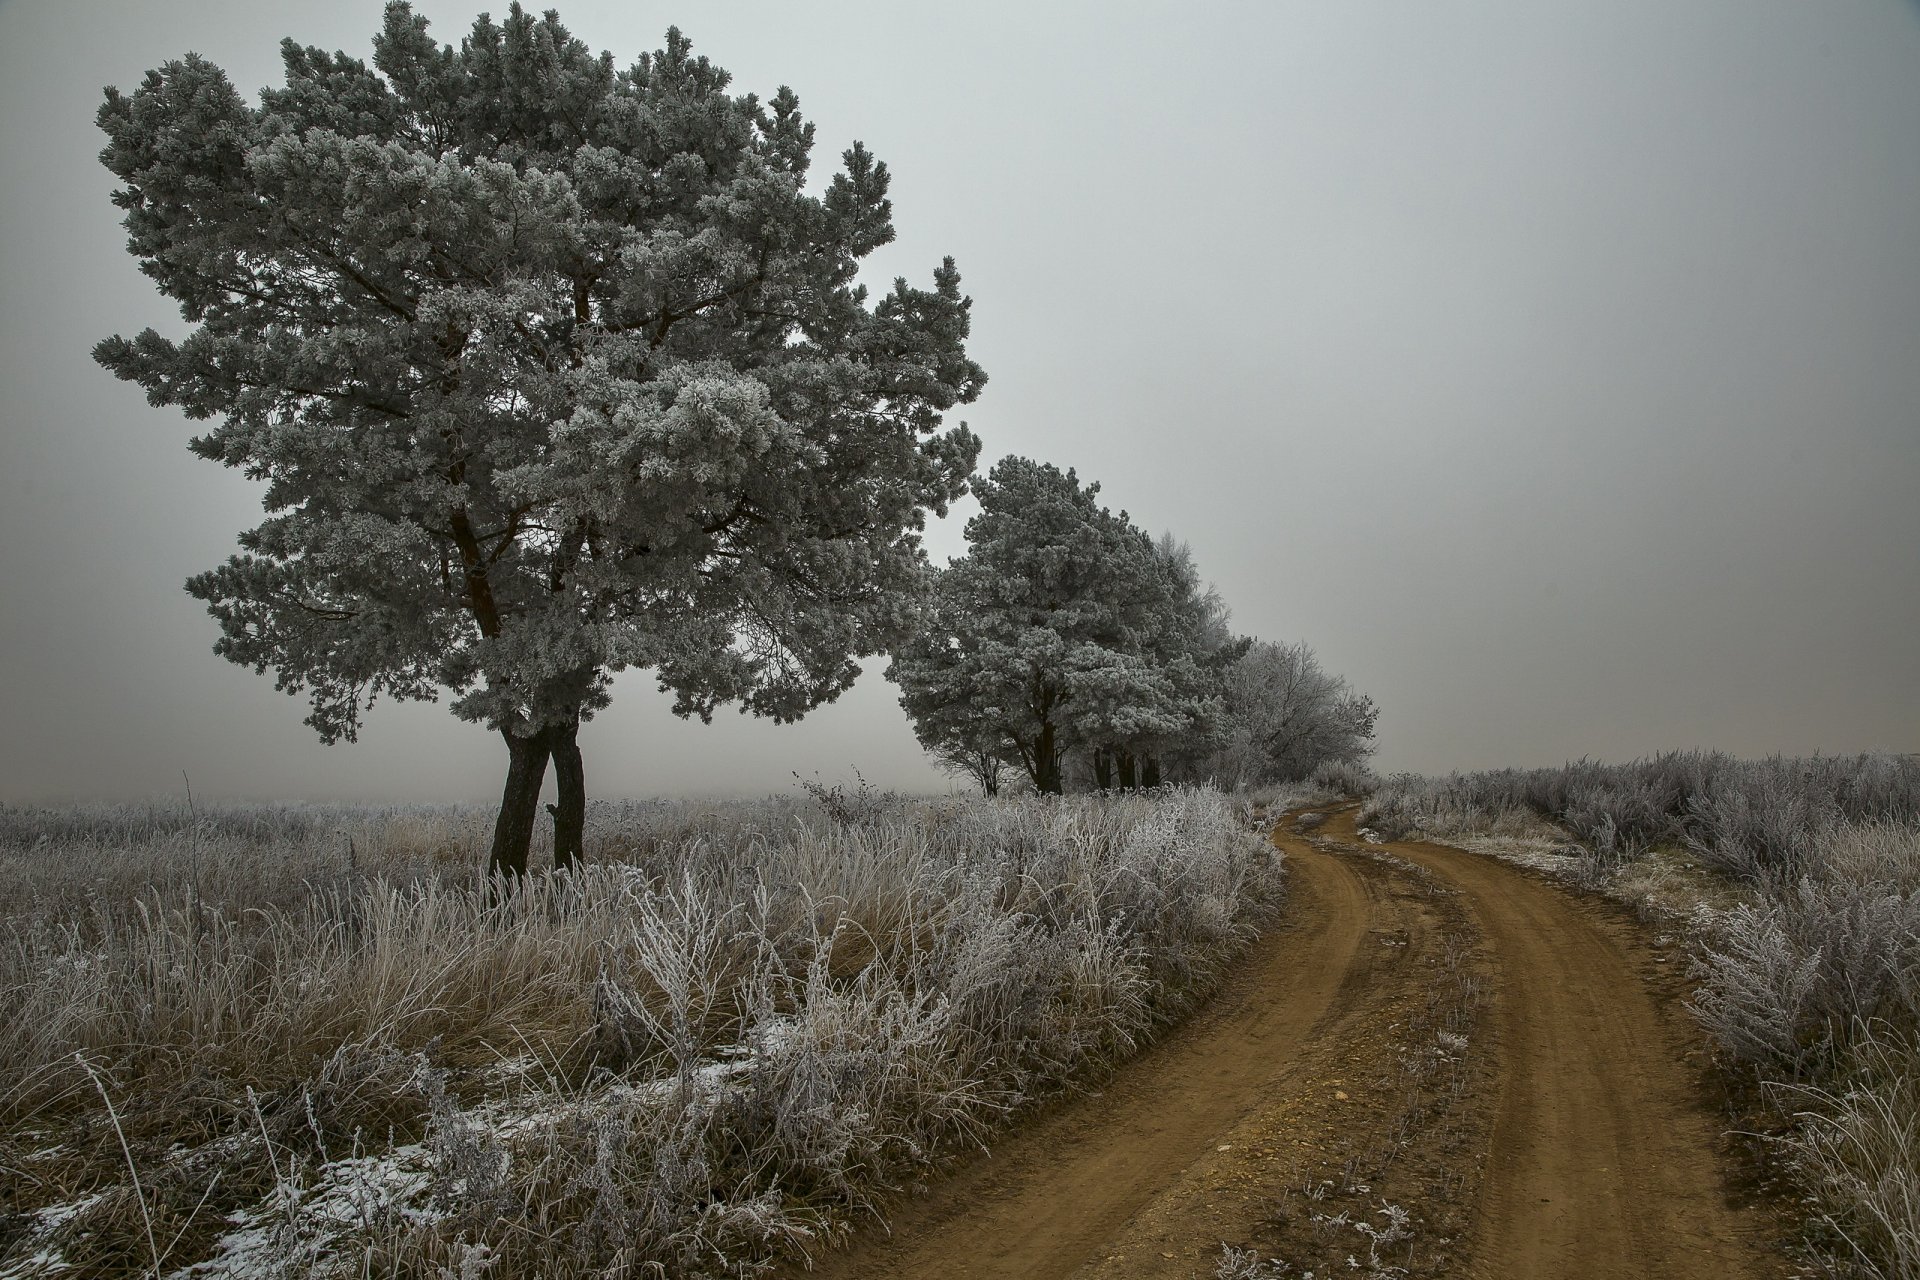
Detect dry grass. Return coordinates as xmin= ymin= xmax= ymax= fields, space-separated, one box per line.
xmin=0 ymin=787 xmax=1278 ymax=1278
xmin=1774 ymin=1025 xmax=1920 ymax=1280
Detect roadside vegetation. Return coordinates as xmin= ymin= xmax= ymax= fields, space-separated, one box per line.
xmin=1358 ymin=752 xmax=1920 ymax=1279
xmin=0 ymin=785 xmax=1279 ymax=1277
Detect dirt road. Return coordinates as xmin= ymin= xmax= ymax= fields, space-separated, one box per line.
xmin=791 ymin=808 xmax=1785 ymax=1279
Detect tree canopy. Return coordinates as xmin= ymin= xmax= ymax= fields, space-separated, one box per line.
xmin=887 ymin=457 xmax=1215 ymax=794
xmin=1205 ymin=640 xmax=1379 ymax=788
xmin=97 ymin=3 xmax=984 ymax=871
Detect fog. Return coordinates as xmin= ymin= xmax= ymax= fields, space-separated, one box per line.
xmin=2 ymin=0 xmax=1915 ymax=803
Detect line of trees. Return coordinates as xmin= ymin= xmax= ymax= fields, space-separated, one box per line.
xmin=96 ymin=6 xmax=1375 ymax=874
xmin=887 ymin=457 xmax=1377 ymax=795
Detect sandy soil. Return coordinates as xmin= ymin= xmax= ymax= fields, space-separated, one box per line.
xmin=786 ymin=805 xmax=1792 ymax=1279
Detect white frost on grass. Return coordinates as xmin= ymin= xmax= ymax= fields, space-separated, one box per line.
xmin=176 ymin=1144 xmax=433 ymax=1279
xmin=0 ymin=1193 xmax=108 ymax=1280
xmin=1441 ymin=832 xmax=1583 ymax=878
xmin=174 ymin=1055 xmax=761 ymax=1279
xmin=0 ymin=1246 xmax=70 ymax=1280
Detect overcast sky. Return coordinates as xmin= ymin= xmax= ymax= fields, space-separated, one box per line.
xmin=2 ymin=0 xmax=1916 ymax=803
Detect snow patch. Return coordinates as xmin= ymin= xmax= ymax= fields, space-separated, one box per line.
xmin=0 ymin=1192 xmax=109 ymax=1280
xmin=175 ymin=1144 xmax=433 ymax=1279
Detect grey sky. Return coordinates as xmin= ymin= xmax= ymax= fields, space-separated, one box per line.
xmin=2 ymin=0 xmax=1916 ymax=803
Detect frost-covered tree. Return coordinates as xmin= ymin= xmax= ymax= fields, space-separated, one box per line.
xmin=1109 ymin=534 xmax=1244 ymax=787
xmin=931 ymin=739 xmax=1013 ymax=796
xmin=1153 ymin=535 xmax=1234 ymax=663
xmin=888 ymin=458 xmax=1206 ymax=794
xmin=95 ymin=5 xmax=984 ymax=874
xmin=1207 ymin=640 xmax=1378 ymax=787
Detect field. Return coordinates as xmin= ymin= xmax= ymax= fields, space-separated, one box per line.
xmin=4 ymin=756 xmax=1916 ymax=1279
xmin=0 ymin=787 xmax=1281 ymax=1277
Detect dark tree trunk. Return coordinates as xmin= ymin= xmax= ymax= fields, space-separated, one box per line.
xmin=1093 ymin=748 xmax=1113 ymax=791
xmin=489 ymin=726 xmax=554 ymax=879
xmin=1034 ymin=720 xmax=1063 ymax=795
xmin=1142 ymin=756 xmax=1162 ymax=788
xmin=548 ymin=716 xmax=585 ymax=872
xmin=1117 ymin=750 xmax=1138 ymax=790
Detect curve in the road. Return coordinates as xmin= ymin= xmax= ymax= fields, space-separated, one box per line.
xmin=790 ymin=835 xmax=1378 ymax=1279
xmin=790 ymin=807 xmax=1784 ymax=1279
xmin=1343 ymin=809 xmax=1773 ymax=1278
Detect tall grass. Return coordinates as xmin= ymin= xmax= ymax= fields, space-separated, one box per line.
xmin=0 ymin=787 xmax=1278 ymax=1277
xmin=1360 ymin=751 xmax=1920 ymax=882
xmin=1778 ymin=1026 xmax=1920 ymax=1280
xmin=1361 ymin=753 xmax=1920 ymax=1279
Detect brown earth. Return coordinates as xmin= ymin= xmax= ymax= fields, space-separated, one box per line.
xmin=787 ymin=806 xmax=1792 ymax=1279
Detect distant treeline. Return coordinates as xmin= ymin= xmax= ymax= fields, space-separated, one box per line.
xmin=888 ymin=456 xmax=1376 ymax=794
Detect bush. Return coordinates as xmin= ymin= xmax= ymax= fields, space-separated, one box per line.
xmin=1309 ymin=759 xmax=1379 ymax=798
xmin=1359 ymin=753 xmax=1920 ymax=886
xmin=1688 ymin=821 xmax=1920 ymax=1079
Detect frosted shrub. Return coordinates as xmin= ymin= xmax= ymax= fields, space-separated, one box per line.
xmin=1686 ymin=766 xmax=1831 ymax=882
xmin=1562 ymin=777 xmax=1679 ymax=862
xmin=1681 ymin=755 xmax=1920 ymax=883
xmin=1361 ymin=752 xmax=1920 ymax=886
xmin=1357 ymin=774 xmax=1530 ymax=843
xmin=1690 ymin=822 xmax=1920 ymax=1078
xmin=1688 ymin=904 xmax=1826 ymax=1077
xmin=1310 ymin=758 xmax=1379 ymax=798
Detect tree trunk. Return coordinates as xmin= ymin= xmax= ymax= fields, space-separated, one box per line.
xmin=549 ymin=716 xmax=585 ymax=872
xmin=488 ymin=726 xmax=554 ymax=879
xmin=1093 ymin=748 xmax=1113 ymax=792
xmin=1117 ymin=750 xmax=1138 ymax=791
xmin=1142 ymin=756 xmax=1162 ymax=788
xmin=1034 ymin=720 xmax=1063 ymax=795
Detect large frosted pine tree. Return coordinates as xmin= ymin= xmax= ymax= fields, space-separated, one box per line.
xmin=96 ymin=4 xmax=984 ymax=873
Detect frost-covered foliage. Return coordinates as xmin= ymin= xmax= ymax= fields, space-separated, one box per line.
xmin=1360 ymin=752 xmax=1920 ymax=883
xmin=1776 ymin=1025 xmax=1920 ymax=1280
xmin=885 ymin=458 xmax=1370 ymax=798
xmin=1360 ymin=752 xmax=1920 ymax=1277
xmin=1688 ymin=821 xmax=1920 ymax=1079
xmin=0 ymin=787 xmax=1276 ymax=1277
xmin=94 ymin=5 xmax=984 ymax=873
xmin=1309 ymin=758 xmax=1379 ymax=798
xmin=1197 ymin=641 xmax=1378 ymax=791
xmin=887 ymin=458 xmax=1220 ymax=794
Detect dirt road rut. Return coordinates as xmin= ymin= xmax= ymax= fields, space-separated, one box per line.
xmin=792 ymin=807 xmax=1785 ymax=1279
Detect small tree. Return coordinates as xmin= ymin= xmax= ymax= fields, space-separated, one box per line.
xmin=1209 ymin=640 xmax=1378 ymax=787
xmin=931 ymin=739 xmax=1013 ymax=796
xmin=888 ymin=457 xmax=1197 ymax=794
xmin=96 ymin=5 xmax=984 ymax=874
